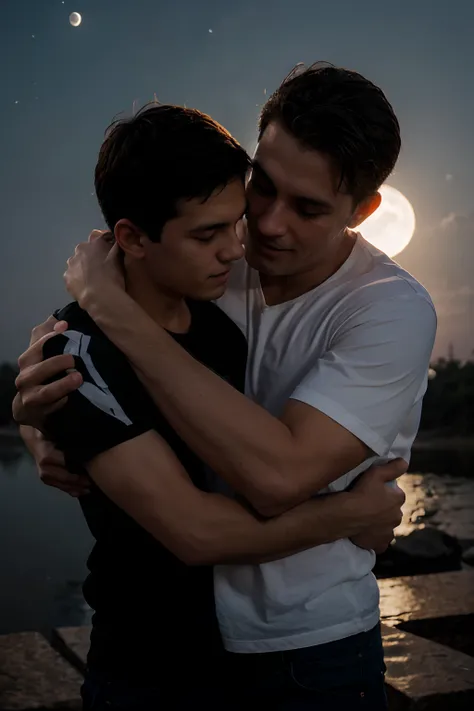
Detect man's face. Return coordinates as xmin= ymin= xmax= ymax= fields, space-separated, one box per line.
xmin=142 ymin=179 xmax=246 ymax=300
xmin=245 ymin=121 xmax=358 ymax=277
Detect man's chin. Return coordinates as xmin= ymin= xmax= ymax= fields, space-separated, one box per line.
xmin=245 ymin=247 xmax=284 ymax=275
xmin=190 ymin=284 xmax=228 ymax=301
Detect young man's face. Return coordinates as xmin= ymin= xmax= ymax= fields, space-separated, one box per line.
xmin=245 ymin=121 xmax=364 ymax=278
xmin=141 ymin=179 xmax=246 ymax=300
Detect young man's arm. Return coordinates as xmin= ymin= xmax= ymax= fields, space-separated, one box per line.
xmin=85 ymin=429 xmax=404 ymax=565
xmin=35 ymin=322 xmax=403 ymax=564
xmin=83 ymin=285 xmax=436 ymax=515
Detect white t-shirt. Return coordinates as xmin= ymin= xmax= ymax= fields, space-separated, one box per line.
xmin=214 ymin=233 xmax=437 ymax=653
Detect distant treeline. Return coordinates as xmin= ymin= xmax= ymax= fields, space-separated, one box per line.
xmin=0 ymin=359 xmax=473 ymax=434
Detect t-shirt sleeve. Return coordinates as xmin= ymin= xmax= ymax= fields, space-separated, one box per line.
xmin=290 ymin=294 xmax=437 ymax=456
xmin=42 ymin=328 xmax=156 ymax=466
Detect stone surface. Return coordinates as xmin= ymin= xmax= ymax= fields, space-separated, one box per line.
xmin=382 ymin=624 xmax=474 ymax=708
xmin=0 ymin=631 xmax=82 ymax=710
xmin=379 ymin=570 xmax=474 ymax=625
xmin=53 ymin=625 xmax=91 ymax=673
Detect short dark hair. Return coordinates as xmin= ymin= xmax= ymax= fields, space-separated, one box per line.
xmin=95 ymin=104 xmax=251 ymax=241
xmin=259 ymin=62 xmax=401 ymax=202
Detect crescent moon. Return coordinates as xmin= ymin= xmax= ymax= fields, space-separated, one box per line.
xmin=69 ymin=12 xmax=82 ymax=28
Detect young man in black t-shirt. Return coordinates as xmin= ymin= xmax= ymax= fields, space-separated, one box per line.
xmin=43 ymin=299 xmax=248 ymax=707
xmin=41 ymin=106 xmax=253 ymax=708
xmin=35 ymin=106 xmax=402 ymax=710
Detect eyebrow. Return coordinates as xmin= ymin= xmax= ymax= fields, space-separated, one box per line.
xmin=252 ymin=160 xmax=334 ymax=211
xmin=191 ymin=203 xmax=248 ymax=233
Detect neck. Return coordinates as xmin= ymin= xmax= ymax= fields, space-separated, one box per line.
xmin=260 ymin=229 xmax=357 ymax=306
xmin=124 ymin=262 xmax=191 ymax=333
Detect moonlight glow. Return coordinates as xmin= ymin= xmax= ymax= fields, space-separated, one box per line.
xmin=69 ymin=12 xmax=82 ymax=27
xmin=358 ymin=185 xmax=416 ymax=258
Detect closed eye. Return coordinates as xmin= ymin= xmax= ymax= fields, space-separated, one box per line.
xmin=297 ymin=208 xmax=325 ymax=219
xmin=194 ymin=232 xmax=215 ymax=243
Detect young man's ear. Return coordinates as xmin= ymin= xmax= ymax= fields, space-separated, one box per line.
xmin=348 ymin=192 xmax=382 ymax=229
xmin=114 ymin=220 xmax=146 ymax=259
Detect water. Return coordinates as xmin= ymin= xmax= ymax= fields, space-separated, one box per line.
xmin=398 ymin=447 xmax=474 ymax=543
xmin=0 ymin=444 xmax=93 ymax=636
xmin=0 ymin=443 xmax=473 ymax=636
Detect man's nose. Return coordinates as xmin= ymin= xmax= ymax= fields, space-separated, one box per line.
xmin=219 ymin=230 xmax=246 ymax=263
xmin=257 ymin=201 xmax=288 ymax=238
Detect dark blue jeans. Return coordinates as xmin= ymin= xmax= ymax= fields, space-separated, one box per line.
xmin=222 ymin=623 xmax=388 ymax=710
xmin=82 ymin=624 xmax=387 ymax=710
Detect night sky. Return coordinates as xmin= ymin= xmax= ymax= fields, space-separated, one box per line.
xmin=2 ymin=0 xmax=473 ymax=361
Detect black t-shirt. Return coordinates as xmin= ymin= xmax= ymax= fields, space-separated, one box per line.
xmin=42 ymin=300 xmax=247 ymax=684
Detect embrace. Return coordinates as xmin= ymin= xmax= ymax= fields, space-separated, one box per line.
xmin=13 ymin=63 xmax=436 ymax=710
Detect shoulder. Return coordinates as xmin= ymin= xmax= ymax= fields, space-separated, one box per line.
xmin=45 ymin=303 xmax=130 ymax=373
xmin=338 ymin=239 xmax=436 ymax=324
xmin=53 ymin=302 xmax=104 ymax=337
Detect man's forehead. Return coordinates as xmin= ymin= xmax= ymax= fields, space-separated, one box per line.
xmin=176 ymin=184 xmax=246 ymax=223
xmin=256 ymin=123 xmax=343 ymax=203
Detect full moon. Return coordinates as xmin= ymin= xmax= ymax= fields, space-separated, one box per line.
xmin=358 ymin=185 xmax=416 ymax=258
xmin=69 ymin=12 xmax=82 ymax=27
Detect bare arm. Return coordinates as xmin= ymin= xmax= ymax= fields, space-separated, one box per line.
xmin=85 ymin=286 xmax=373 ymax=514
xmin=86 ymin=430 xmax=403 ymax=565
xmin=12 ymin=317 xmax=404 ymax=554
xmin=85 ymin=284 xmax=434 ymax=516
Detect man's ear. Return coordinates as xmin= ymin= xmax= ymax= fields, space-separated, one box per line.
xmin=114 ymin=219 xmax=146 ymax=259
xmin=348 ymin=192 xmax=382 ymax=229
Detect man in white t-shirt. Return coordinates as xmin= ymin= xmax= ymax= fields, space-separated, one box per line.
xmin=14 ymin=64 xmax=435 ymax=709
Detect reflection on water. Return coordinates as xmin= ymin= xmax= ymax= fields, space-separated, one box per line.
xmin=0 ymin=446 xmax=93 ymax=636
xmin=397 ymin=472 xmax=474 ymax=542
xmin=401 ymin=447 xmax=474 ymax=543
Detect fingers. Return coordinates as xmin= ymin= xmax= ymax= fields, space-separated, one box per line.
xmin=41 ymin=474 xmax=90 ymax=497
xmin=371 ymin=458 xmax=408 ymax=482
xmin=29 ymin=315 xmax=59 ymax=347
xmin=106 ymin=242 xmax=121 ymax=262
xmin=17 ymin=351 xmax=76 ymax=385
xmin=18 ymin=332 xmax=67 ymax=371
xmin=38 ymin=465 xmax=90 ymax=497
xmin=88 ymin=229 xmax=113 ymax=243
xmin=391 ymin=483 xmax=406 ymax=507
xmin=39 ymin=447 xmax=66 ymax=468
xmin=54 ymin=320 xmax=68 ymax=334
xmin=39 ymin=463 xmax=86 ymax=486
xmin=102 ymin=231 xmax=115 ymax=245
xmin=14 ymin=353 xmax=80 ymax=427
xmin=23 ymin=375 xmax=81 ymax=412
xmin=45 ymin=396 xmax=70 ymax=414
xmin=352 ymin=528 xmax=395 ymax=553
